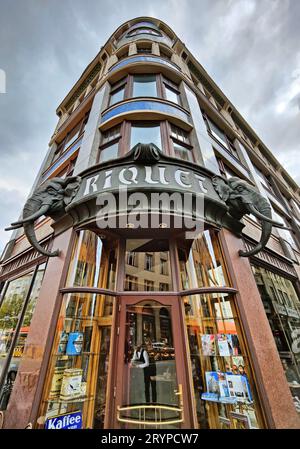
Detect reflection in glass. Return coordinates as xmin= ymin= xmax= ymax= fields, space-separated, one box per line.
xmin=41 ymin=293 xmax=114 ymax=429
xmin=165 ymin=85 xmax=179 ymax=104
xmin=66 ymin=230 xmax=116 ymax=290
xmin=183 ymin=293 xmax=261 ymax=429
xmin=178 ymin=230 xmax=228 ymax=289
xmin=133 ymin=75 xmax=157 ymax=98
xmin=99 ymin=142 xmax=119 ymax=162
xmin=130 ymin=123 xmax=162 ymax=150
xmin=120 ymin=301 xmax=180 ymax=428
xmin=109 ymin=85 xmax=125 ymax=106
xmin=173 ymin=141 xmax=193 ymax=162
xmin=0 ymin=264 xmax=45 ymax=410
xmin=124 ymin=240 xmax=172 ymax=291
xmin=251 ymin=264 xmax=300 ymax=413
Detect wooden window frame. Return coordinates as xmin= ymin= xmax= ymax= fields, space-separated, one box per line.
xmin=168 ymin=122 xmax=194 ymax=162
xmin=97 ymin=123 xmax=124 ymax=163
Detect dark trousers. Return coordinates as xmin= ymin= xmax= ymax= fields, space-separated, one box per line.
xmin=144 ymin=372 xmax=157 ymax=403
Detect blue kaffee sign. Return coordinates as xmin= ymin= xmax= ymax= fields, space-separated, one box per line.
xmin=45 ymin=411 xmax=82 ymax=429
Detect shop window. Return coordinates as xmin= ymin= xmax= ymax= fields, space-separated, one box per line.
xmin=177 ymin=229 xmax=229 ymax=289
xmin=0 ymin=264 xmax=46 ymax=410
xmin=132 ymin=74 xmax=157 ymax=98
xmin=66 ymin=230 xmax=117 ymax=290
xmin=98 ymin=125 xmax=121 ymax=163
xmin=130 ymin=122 xmax=162 ymax=151
xmin=252 ymin=264 xmax=300 ymax=414
xmin=124 ymin=239 xmax=172 ymax=291
xmin=183 ymin=293 xmax=262 ymax=428
xmin=38 ymin=292 xmax=115 ymax=429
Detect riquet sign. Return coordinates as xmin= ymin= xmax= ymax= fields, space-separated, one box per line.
xmin=45 ymin=411 xmax=82 ymax=429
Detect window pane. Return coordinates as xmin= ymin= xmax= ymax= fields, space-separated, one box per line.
xmin=133 ymin=75 xmax=157 ymax=98
xmin=183 ymin=293 xmax=261 ymax=429
xmin=251 ymin=264 xmax=300 ymax=414
xmin=109 ymin=86 xmax=125 ymax=106
xmin=0 ymin=273 xmax=34 ymax=379
xmin=124 ymin=239 xmax=172 ymax=291
xmin=130 ymin=124 xmax=161 ymax=150
xmin=0 ymin=264 xmax=46 ymax=410
xmin=207 ymin=118 xmax=228 ymax=148
xmin=165 ymin=85 xmax=179 ymax=104
xmin=100 ymin=142 xmax=119 ymax=163
xmin=66 ymin=230 xmax=116 ymax=290
xmin=178 ymin=230 xmax=228 ymax=289
xmin=173 ymin=142 xmax=193 ymax=162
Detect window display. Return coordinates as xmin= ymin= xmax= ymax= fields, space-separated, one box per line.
xmin=0 ymin=263 xmax=46 ymax=410
xmin=252 ymin=264 xmax=300 ymax=414
xmin=38 ymin=293 xmax=114 ymax=429
xmin=183 ymin=293 xmax=262 ymax=429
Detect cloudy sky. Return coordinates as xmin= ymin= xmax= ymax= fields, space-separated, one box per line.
xmin=0 ymin=0 xmax=299 ymax=252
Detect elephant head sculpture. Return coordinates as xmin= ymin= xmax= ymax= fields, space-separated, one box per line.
xmin=5 ymin=176 xmax=81 ymax=257
xmin=212 ymin=175 xmax=289 ymax=257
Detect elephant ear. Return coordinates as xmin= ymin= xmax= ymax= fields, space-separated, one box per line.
xmin=63 ymin=177 xmax=81 ymax=206
xmin=212 ymin=176 xmax=230 ymax=201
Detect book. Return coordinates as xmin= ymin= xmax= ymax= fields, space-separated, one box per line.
xmin=66 ymin=332 xmax=84 ymax=356
xmin=201 ymin=334 xmax=216 ymax=356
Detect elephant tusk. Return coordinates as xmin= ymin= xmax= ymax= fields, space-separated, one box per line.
xmin=14 ymin=204 xmax=50 ymax=226
xmin=247 ymin=204 xmax=286 ymax=227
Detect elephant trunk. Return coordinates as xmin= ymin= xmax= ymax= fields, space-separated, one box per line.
xmin=239 ymin=220 xmax=272 ymax=257
xmin=24 ymin=222 xmax=60 ymax=257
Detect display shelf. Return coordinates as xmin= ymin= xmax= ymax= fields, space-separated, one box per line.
xmin=52 ymin=352 xmax=98 ymax=357
xmin=44 ymin=395 xmax=95 ymax=404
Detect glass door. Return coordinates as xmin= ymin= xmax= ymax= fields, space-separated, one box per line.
xmin=113 ymin=295 xmax=191 ymax=428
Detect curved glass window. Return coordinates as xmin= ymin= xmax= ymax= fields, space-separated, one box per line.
xmin=124 ymin=239 xmax=172 ymax=291
xmin=66 ymin=231 xmax=117 ymax=290
xmin=0 ymin=264 xmax=46 ymax=410
xmin=127 ymin=28 xmax=161 ymax=37
xmin=177 ymin=230 xmax=229 ymax=289
xmin=39 ymin=292 xmax=115 ymax=429
xmin=183 ymin=293 xmax=262 ymax=428
xmin=130 ymin=122 xmax=162 ymax=151
xmin=132 ymin=75 xmax=157 ymax=98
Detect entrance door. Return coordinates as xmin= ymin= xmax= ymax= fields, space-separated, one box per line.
xmin=112 ymin=295 xmax=192 ymax=429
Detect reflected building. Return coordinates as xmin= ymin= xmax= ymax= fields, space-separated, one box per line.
xmin=0 ymin=17 xmax=300 ymax=429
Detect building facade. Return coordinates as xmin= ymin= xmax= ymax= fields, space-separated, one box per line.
xmin=0 ymin=17 xmax=300 ymax=429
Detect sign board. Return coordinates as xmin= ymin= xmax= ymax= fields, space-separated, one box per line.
xmin=45 ymin=411 xmax=82 ymax=429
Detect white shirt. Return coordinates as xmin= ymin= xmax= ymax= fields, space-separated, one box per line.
xmin=132 ymin=349 xmax=149 ymax=368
